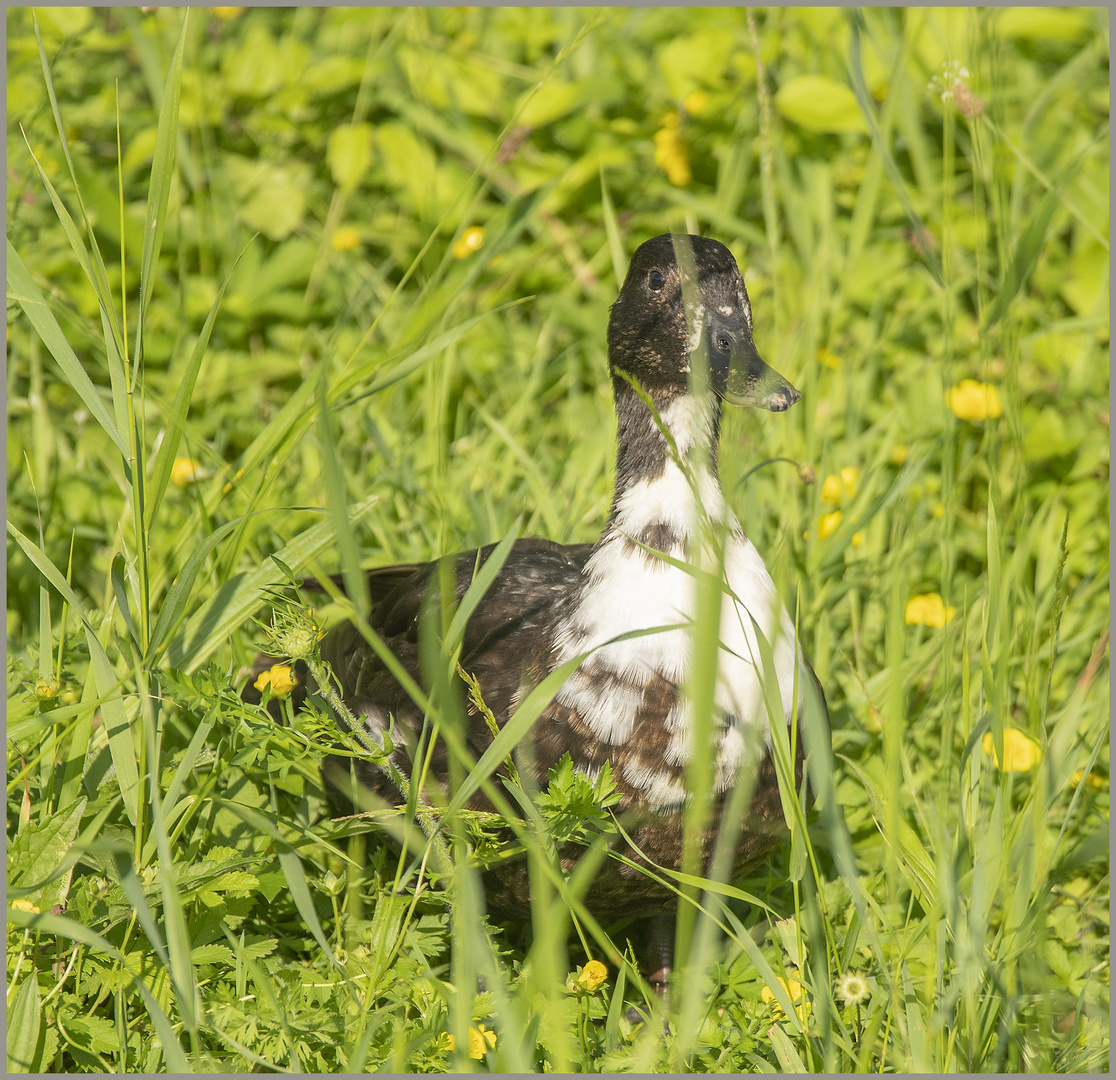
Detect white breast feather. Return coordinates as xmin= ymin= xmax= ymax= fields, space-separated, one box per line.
xmin=554 ymin=395 xmax=803 ymax=806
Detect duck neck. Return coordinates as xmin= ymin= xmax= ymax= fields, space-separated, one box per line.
xmin=607 ymin=381 xmax=727 ymax=543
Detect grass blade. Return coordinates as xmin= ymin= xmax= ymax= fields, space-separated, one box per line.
xmin=31 ymin=12 xmax=125 ymax=359
xmin=5 ymin=908 xmax=191 ymax=1070
xmin=8 ymin=523 xmax=141 ymax=825
xmin=599 ymin=164 xmax=627 ymax=286
xmin=316 ymin=358 xmax=367 ymax=619
xmin=846 ymin=14 xmax=943 ymax=287
xmin=982 ymin=185 xmax=1059 ymax=330
xmin=163 ymin=495 xmax=378 ymax=671
xmin=6 ymin=240 xmax=129 ymax=458
xmin=145 ymin=245 xmax=245 ymax=529
xmin=146 ymin=516 xmax=246 ymax=660
xmin=136 ymin=11 xmax=187 ymax=335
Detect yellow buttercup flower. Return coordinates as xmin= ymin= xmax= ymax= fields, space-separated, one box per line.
xmin=890 ymin=445 xmax=909 ymax=465
xmin=332 ymin=226 xmax=361 ymax=252
xmin=468 ymin=1025 xmax=496 ymax=1060
xmin=821 ymin=467 xmax=859 ymax=504
xmin=982 ymin=728 xmax=1042 ymax=773
xmin=10 ymin=898 xmax=40 ymax=914
xmin=171 ymin=457 xmax=204 ymax=486
xmin=817 ymin=345 xmax=841 ymax=370
xmin=1071 ymin=768 xmax=1107 ymax=792
xmin=578 ymin=959 xmax=608 ymax=992
xmin=254 ymin=664 xmax=297 ymax=698
xmin=818 ymin=510 xmax=842 ymax=539
xmin=683 ymin=89 xmax=710 ymax=116
xmin=653 ymin=111 xmax=692 ymax=187
xmin=453 ymin=225 xmax=485 ymax=259
xmin=946 ymin=379 xmax=1003 ymax=421
xmin=851 ymin=531 xmax=865 ymax=548
xmin=212 ymin=7 xmax=245 ymax=18
xmin=762 ymin=975 xmax=808 ymax=1023
xmin=905 ymin=593 xmax=956 ymax=628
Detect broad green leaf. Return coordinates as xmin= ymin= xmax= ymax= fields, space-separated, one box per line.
xmin=775 ymin=74 xmax=867 ymax=134
xmin=327 ymin=122 xmax=374 ymax=192
xmin=514 ymin=79 xmax=582 ymax=128
xmin=34 ymin=6 xmax=93 ymax=41
xmin=238 ymin=165 xmax=308 ymax=241
xmin=8 ymin=797 xmax=86 ymax=912
xmin=6 ymin=971 xmax=41 ymax=1073
xmin=996 ymin=6 xmax=1091 ymax=41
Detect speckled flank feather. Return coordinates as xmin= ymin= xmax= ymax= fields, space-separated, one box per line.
xmin=552 ymin=384 xmax=802 ymax=810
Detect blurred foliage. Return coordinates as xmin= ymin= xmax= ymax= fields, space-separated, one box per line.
xmin=6 ymin=5 xmax=1109 ymax=1073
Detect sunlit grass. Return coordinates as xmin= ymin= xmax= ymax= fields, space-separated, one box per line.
xmin=7 ymin=6 xmax=1108 ymax=1073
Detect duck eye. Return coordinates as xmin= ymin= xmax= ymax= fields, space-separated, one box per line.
xmin=648 ymin=270 xmax=665 ymax=292
xmin=716 ymin=335 xmax=732 ymax=354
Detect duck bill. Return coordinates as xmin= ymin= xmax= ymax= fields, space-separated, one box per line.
xmin=716 ymin=333 xmax=801 ymax=412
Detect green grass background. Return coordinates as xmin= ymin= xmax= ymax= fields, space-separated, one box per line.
xmin=6 ymin=5 xmax=1109 ymax=1072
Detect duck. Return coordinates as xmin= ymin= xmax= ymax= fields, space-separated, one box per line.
xmin=248 ymin=233 xmax=828 ymax=988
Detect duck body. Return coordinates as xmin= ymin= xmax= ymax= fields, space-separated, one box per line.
xmin=269 ymin=235 xmax=826 ymax=923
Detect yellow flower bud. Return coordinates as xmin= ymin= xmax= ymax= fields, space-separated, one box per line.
xmin=820 ymin=474 xmax=842 ymax=505
xmin=332 ymin=226 xmax=361 ymax=252
xmin=33 ymin=675 xmax=60 ymax=701
xmin=653 ymin=112 xmax=692 ymax=186
xmin=453 ymin=226 xmax=485 ymax=259
xmin=683 ymin=89 xmax=709 ymax=115
xmin=818 ymin=510 xmax=842 ymax=539
xmin=982 ymin=728 xmax=1042 ymax=772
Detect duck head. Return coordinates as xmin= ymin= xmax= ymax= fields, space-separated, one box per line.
xmin=607 ymin=234 xmax=799 ymax=412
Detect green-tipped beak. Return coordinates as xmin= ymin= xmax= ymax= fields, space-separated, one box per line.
xmin=706 ymin=316 xmax=800 ymax=411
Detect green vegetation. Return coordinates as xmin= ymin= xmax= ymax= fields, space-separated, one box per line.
xmin=7 ymin=6 xmax=1108 ymax=1072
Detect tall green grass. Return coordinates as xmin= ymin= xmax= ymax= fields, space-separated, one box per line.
xmin=7 ymin=6 xmax=1108 ymax=1073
